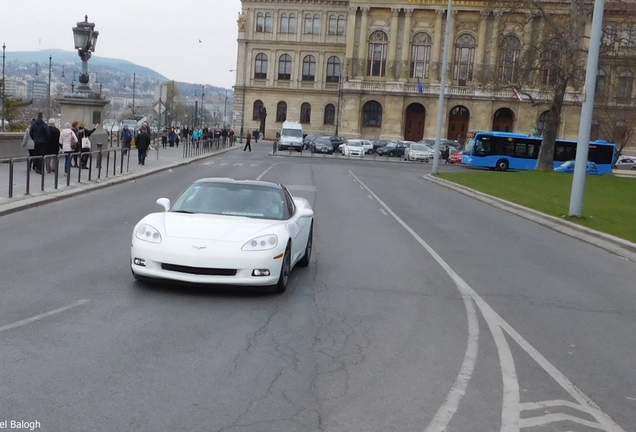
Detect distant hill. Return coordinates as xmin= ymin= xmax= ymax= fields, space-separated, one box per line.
xmin=7 ymin=49 xmax=166 ymax=80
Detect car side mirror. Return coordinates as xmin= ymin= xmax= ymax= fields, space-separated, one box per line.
xmin=156 ymin=198 xmax=171 ymax=211
xmin=295 ymin=208 xmax=314 ymax=219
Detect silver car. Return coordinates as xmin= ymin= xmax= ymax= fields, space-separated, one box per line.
xmin=615 ymin=156 xmax=636 ymax=170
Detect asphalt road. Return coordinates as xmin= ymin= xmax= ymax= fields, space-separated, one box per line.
xmin=0 ymin=144 xmax=634 ymax=432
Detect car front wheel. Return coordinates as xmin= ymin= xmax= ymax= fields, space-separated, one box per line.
xmin=298 ymin=221 xmax=313 ymax=267
xmin=274 ymin=243 xmax=291 ymax=293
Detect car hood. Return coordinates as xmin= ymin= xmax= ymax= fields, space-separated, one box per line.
xmin=153 ymin=212 xmax=283 ymax=241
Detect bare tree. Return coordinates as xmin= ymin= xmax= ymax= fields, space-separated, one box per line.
xmin=482 ymin=0 xmax=592 ymax=170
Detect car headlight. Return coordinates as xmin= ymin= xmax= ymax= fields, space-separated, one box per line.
xmin=242 ymin=235 xmax=278 ymax=251
xmin=135 ymin=224 xmax=162 ymax=244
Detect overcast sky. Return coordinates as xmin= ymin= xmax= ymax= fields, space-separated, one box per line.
xmin=2 ymin=0 xmax=242 ymax=89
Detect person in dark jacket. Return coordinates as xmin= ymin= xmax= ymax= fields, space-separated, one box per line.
xmin=244 ymin=131 xmax=251 ymax=152
xmin=135 ymin=127 xmax=151 ymax=165
xmin=29 ymin=112 xmax=50 ymax=174
xmin=78 ymin=122 xmax=99 ymax=169
xmin=120 ymin=125 xmax=133 ymax=156
xmin=45 ymin=118 xmax=61 ymax=173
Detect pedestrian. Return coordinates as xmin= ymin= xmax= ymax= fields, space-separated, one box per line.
xmin=135 ymin=126 xmax=151 ymax=165
xmin=71 ymin=121 xmax=80 ymax=167
xmin=77 ymin=122 xmax=99 ymax=169
xmin=221 ymin=128 xmax=228 ymax=146
xmin=120 ymin=125 xmax=132 ymax=156
xmin=45 ymin=118 xmax=61 ymax=173
xmin=229 ymin=129 xmax=234 ymax=146
xmin=59 ymin=122 xmax=78 ymax=176
xmin=168 ymin=128 xmax=177 ymax=148
xmin=29 ymin=112 xmax=50 ymax=174
xmin=244 ymin=131 xmax=252 ymax=152
xmin=161 ymin=128 xmax=168 ymax=149
xmin=442 ymin=146 xmax=450 ymax=164
xmin=175 ymin=133 xmax=180 ymax=148
xmin=22 ymin=119 xmax=36 ymax=171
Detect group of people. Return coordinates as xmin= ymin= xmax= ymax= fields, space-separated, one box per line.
xmin=159 ymin=127 xmax=181 ymax=149
xmin=119 ymin=122 xmax=152 ymax=165
xmin=22 ymin=112 xmax=98 ymax=176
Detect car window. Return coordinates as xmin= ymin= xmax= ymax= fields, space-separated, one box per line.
xmin=282 ymin=187 xmax=295 ymax=218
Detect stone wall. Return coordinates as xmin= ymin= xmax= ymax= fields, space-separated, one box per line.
xmin=0 ymin=133 xmax=28 ymax=159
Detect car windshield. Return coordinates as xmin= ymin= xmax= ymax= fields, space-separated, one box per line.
xmin=348 ymin=141 xmax=363 ymax=147
xmin=410 ymin=144 xmax=428 ymax=151
xmin=282 ymin=128 xmax=303 ymax=138
xmin=171 ymin=183 xmax=288 ymax=220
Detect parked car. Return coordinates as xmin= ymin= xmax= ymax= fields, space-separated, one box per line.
xmin=614 ymin=156 xmax=636 ymax=170
xmin=341 ymin=140 xmax=366 ymax=157
xmin=554 ymin=160 xmax=599 ymax=175
xmin=447 ymin=151 xmax=463 ymax=164
xmin=310 ymin=137 xmax=334 ymax=154
xmin=343 ymin=139 xmax=373 ymax=154
xmin=303 ymin=135 xmax=317 ymax=150
xmin=326 ymin=135 xmax=346 ymax=152
xmin=371 ymin=139 xmax=397 ymax=154
xmin=376 ymin=141 xmax=408 ymax=157
xmin=130 ymin=178 xmax=314 ymax=293
xmin=404 ymin=142 xmax=433 ymax=161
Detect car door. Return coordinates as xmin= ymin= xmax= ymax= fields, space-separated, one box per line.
xmin=284 ymin=188 xmax=308 ymax=264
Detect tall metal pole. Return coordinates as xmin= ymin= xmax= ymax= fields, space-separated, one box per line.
xmin=223 ymin=89 xmax=228 ymax=128
xmin=432 ymin=0 xmax=453 ymax=174
xmin=569 ymin=0 xmax=605 ymax=217
xmin=132 ymin=73 xmax=136 ymax=115
xmin=201 ymin=85 xmax=204 ymax=128
xmin=1 ymin=43 xmax=5 ymax=132
xmin=47 ymin=55 xmax=52 ymax=120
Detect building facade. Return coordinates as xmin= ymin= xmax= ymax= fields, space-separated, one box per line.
xmin=234 ymin=0 xmax=636 ymax=147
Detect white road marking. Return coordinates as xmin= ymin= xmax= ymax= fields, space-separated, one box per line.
xmin=220 ymin=163 xmax=229 ymax=166
xmin=359 ymin=185 xmax=364 ymax=190
xmin=380 ymin=208 xmax=388 ymax=216
xmin=233 ymin=163 xmax=243 ymax=166
xmin=200 ymin=161 xmax=215 ymax=165
xmin=367 ymin=194 xmax=374 ymax=200
xmin=256 ymin=162 xmax=281 ymax=181
xmin=349 ymin=171 xmax=625 ymax=432
xmin=626 ymin=397 xmax=636 ymax=401
xmin=250 ymin=164 xmax=258 ymax=167
xmin=0 ymin=299 xmax=89 ymax=333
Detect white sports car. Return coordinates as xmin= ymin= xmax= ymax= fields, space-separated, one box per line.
xmin=130 ymin=178 xmax=314 ymax=293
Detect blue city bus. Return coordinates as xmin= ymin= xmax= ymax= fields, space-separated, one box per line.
xmin=461 ymin=131 xmax=617 ymax=174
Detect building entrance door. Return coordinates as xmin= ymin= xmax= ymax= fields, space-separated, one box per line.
xmin=492 ymin=108 xmax=515 ymax=132
xmin=447 ymin=105 xmax=470 ymax=144
xmin=404 ymin=104 xmax=425 ymax=141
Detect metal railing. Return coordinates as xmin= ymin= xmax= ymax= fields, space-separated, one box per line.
xmin=182 ymin=136 xmax=234 ymax=158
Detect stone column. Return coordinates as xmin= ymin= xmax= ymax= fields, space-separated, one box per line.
xmin=356 ymin=7 xmax=369 ymax=78
xmin=344 ymin=7 xmax=358 ymax=79
xmin=490 ymin=11 xmax=503 ymax=77
xmin=400 ymin=9 xmax=413 ymax=80
xmin=387 ymin=8 xmax=400 ymax=79
xmin=475 ymin=11 xmax=489 ymax=81
xmin=431 ymin=9 xmax=444 ymax=82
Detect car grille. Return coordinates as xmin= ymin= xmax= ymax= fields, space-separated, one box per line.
xmin=161 ymin=263 xmax=237 ymax=276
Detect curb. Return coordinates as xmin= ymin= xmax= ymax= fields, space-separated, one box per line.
xmin=424 ymin=174 xmax=636 ymax=263
xmin=0 ymin=146 xmax=240 ymax=217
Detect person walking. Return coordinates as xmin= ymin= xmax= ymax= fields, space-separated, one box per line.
xmin=161 ymin=128 xmax=168 ymax=149
xmin=135 ymin=126 xmax=151 ymax=165
xmin=45 ymin=118 xmax=61 ymax=173
xmin=120 ymin=125 xmax=132 ymax=156
xmin=29 ymin=112 xmax=50 ymax=174
xmin=168 ymin=128 xmax=177 ymax=148
xmin=22 ymin=119 xmax=36 ymax=171
xmin=59 ymin=122 xmax=78 ymax=176
xmin=244 ymin=131 xmax=252 ymax=152
xmin=70 ymin=121 xmax=80 ymax=167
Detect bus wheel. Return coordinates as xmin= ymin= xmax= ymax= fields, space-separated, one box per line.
xmin=496 ymin=159 xmax=509 ymax=171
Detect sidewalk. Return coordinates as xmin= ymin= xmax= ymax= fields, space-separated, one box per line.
xmin=0 ymin=143 xmax=240 ymax=217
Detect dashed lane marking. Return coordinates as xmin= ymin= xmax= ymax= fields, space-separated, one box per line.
xmin=0 ymin=299 xmax=90 ymax=333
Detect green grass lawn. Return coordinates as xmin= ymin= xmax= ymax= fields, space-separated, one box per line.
xmin=436 ymin=170 xmax=636 ymax=243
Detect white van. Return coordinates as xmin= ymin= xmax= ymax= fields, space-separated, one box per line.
xmin=278 ymin=121 xmax=304 ymax=152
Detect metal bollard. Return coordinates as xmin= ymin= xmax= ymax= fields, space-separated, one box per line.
xmin=273 ymin=141 xmax=277 ymax=154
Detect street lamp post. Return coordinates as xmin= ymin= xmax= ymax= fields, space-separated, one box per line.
xmin=223 ymin=89 xmax=228 ymax=128
xmin=200 ymin=85 xmax=205 ymax=128
xmin=72 ymin=15 xmax=99 ymax=93
xmin=47 ymin=55 xmax=52 ymax=119
xmin=132 ymin=72 xmax=136 ymax=114
xmin=1 ymin=43 xmax=5 ymax=131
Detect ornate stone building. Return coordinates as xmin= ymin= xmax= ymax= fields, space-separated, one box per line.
xmin=233 ymin=0 xmax=636 ymax=147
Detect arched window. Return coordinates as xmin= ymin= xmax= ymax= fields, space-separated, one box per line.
xmin=326 ymin=56 xmax=341 ymax=82
xmin=536 ymin=111 xmax=550 ymax=137
xmin=618 ymin=71 xmax=633 ymax=99
xmin=596 ymin=69 xmax=607 ymax=98
xmin=542 ymin=39 xmax=561 ymax=86
xmin=411 ymin=33 xmax=432 ymax=79
xmin=278 ymin=54 xmax=292 ymax=80
xmin=324 ymin=104 xmax=336 ymax=125
xmin=328 ymin=14 xmax=345 ymax=35
xmin=276 ymin=102 xmax=287 ymax=122
xmin=252 ymin=100 xmax=264 ymax=120
xmin=302 ymin=55 xmax=316 ymax=81
xmin=280 ymin=13 xmax=297 ymax=33
xmin=300 ymin=103 xmax=311 ymax=123
xmin=453 ymin=34 xmax=476 ymax=84
xmin=256 ymin=12 xmax=272 ymax=33
xmin=305 ymin=14 xmax=321 ymax=34
xmin=254 ymin=53 xmax=268 ymax=79
xmin=362 ymin=101 xmax=382 ymax=127
xmin=367 ymin=31 xmax=388 ymax=77
xmin=498 ymin=35 xmax=521 ymax=83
